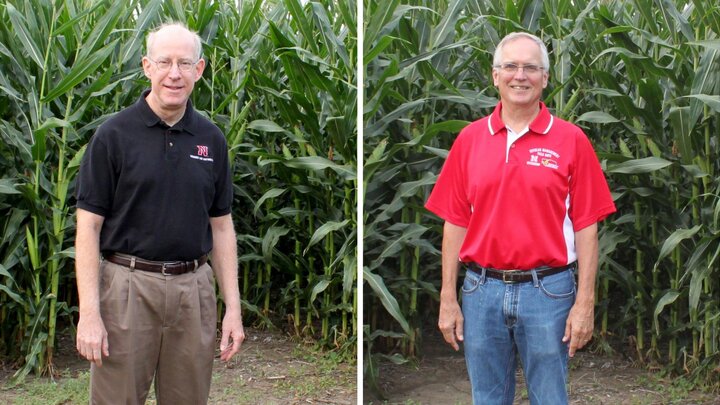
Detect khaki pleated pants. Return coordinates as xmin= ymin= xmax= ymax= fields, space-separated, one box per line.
xmin=90 ymin=260 xmax=217 ymax=405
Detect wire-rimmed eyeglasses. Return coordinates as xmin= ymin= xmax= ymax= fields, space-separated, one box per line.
xmin=494 ymin=63 xmax=545 ymax=75
xmin=147 ymin=57 xmax=198 ymax=72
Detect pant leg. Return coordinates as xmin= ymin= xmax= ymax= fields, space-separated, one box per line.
xmin=461 ymin=270 xmax=517 ymax=405
xmin=90 ymin=261 xmax=164 ymax=405
xmin=154 ymin=264 xmax=217 ymax=405
xmin=514 ymin=269 xmax=576 ymax=405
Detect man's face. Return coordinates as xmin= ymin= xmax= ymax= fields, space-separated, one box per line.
xmin=492 ymin=37 xmax=548 ymax=109
xmin=142 ymin=27 xmax=205 ymax=114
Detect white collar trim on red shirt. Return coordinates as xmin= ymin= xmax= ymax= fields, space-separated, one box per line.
xmin=488 ymin=102 xmax=555 ymax=136
xmin=541 ymin=115 xmax=554 ymax=134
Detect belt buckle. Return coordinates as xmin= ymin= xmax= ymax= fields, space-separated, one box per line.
xmin=161 ymin=262 xmax=171 ymax=276
xmin=502 ymin=271 xmax=515 ymax=284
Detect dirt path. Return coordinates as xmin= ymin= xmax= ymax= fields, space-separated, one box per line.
xmin=1 ymin=327 xmax=356 ymax=404
xmin=365 ymin=330 xmax=719 ymax=405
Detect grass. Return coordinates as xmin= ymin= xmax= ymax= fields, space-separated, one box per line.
xmin=1 ymin=331 xmax=357 ymax=404
xmin=1 ymin=371 xmax=89 ymax=405
xmin=273 ymin=344 xmax=356 ymax=398
xmin=634 ymin=374 xmax=711 ymax=404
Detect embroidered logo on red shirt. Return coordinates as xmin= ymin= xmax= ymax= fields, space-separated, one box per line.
xmin=527 ymin=148 xmax=559 ymax=169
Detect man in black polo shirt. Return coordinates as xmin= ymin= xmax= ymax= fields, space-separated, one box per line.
xmin=74 ymin=22 xmax=244 ymax=404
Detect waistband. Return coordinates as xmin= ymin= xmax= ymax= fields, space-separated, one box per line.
xmin=465 ymin=262 xmax=576 ymax=284
xmin=104 ymin=252 xmax=208 ymax=276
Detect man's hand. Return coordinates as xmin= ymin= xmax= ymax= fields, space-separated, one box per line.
xmin=438 ymin=299 xmax=464 ymax=351
xmin=76 ymin=312 xmax=109 ymax=366
xmin=219 ymin=310 xmax=244 ymax=362
xmin=562 ymin=301 xmax=593 ymax=357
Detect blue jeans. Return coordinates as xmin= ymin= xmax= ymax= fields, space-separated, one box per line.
xmin=461 ymin=267 xmax=576 ymax=405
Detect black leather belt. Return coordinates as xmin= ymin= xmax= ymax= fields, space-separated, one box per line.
xmin=466 ymin=262 xmax=576 ymax=283
xmin=105 ymin=253 xmax=208 ymax=276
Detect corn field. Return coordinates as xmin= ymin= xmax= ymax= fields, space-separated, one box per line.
xmin=364 ymin=0 xmax=720 ymax=393
xmin=0 ymin=0 xmax=356 ymax=380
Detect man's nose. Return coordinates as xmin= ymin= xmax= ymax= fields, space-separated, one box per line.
xmin=512 ymin=68 xmax=528 ymax=79
xmin=167 ymin=62 xmax=183 ymax=77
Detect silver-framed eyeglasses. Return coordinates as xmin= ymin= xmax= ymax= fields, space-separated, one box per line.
xmin=147 ymin=57 xmax=198 ymax=72
xmin=494 ymin=63 xmax=545 ymax=74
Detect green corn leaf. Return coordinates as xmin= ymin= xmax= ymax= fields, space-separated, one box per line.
xmin=689 ymin=265 xmax=713 ymax=313
xmin=364 ymin=268 xmax=411 ymax=335
xmin=430 ymin=0 xmax=468 ymax=49
xmin=282 ymin=156 xmax=356 ymax=180
xmin=6 ymin=3 xmax=44 ymax=68
xmin=119 ymin=0 xmax=163 ymax=64
xmin=75 ymin=2 xmax=124 ymax=63
xmin=654 ymin=225 xmax=702 ymax=270
xmin=680 ymin=94 xmax=720 ymax=113
xmin=43 ymin=39 xmax=120 ymax=102
xmin=305 ymin=220 xmax=350 ymax=255
xmin=310 ymin=278 xmax=331 ymax=303
xmin=254 ymin=188 xmax=286 ymax=215
xmin=0 ymin=179 xmax=20 ymax=195
xmin=261 ymin=225 xmax=290 ymax=263
xmin=283 ymin=0 xmax=318 ymax=54
xmin=653 ymin=290 xmax=680 ymax=335
xmin=364 ymin=35 xmax=397 ymax=65
xmin=575 ymin=111 xmax=620 ymax=124
xmin=607 ymin=157 xmax=673 ymax=174
xmin=247 ymin=119 xmax=290 ymax=134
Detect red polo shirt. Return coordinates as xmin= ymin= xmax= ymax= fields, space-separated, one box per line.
xmin=425 ymin=102 xmax=616 ymax=270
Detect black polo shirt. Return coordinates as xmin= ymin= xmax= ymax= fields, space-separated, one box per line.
xmin=76 ymin=90 xmax=232 ymax=261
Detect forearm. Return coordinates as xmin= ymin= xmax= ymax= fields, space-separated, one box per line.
xmin=574 ymin=223 xmax=599 ymax=307
xmin=440 ymin=221 xmax=467 ymax=302
xmin=210 ymin=215 xmax=241 ymax=314
xmin=75 ymin=209 xmax=104 ymax=317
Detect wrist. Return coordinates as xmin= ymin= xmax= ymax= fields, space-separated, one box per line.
xmin=574 ymin=294 xmax=595 ymax=307
xmin=79 ymin=307 xmax=101 ymax=318
xmin=440 ymin=289 xmax=458 ymax=302
xmin=222 ymin=302 xmax=242 ymax=315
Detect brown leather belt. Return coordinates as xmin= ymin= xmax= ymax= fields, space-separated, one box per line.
xmin=466 ymin=262 xmax=576 ymax=283
xmin=105 ymin=253 xmax=208 ymax=276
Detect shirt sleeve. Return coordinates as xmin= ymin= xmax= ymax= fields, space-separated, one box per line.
xmin=75 ymin=132 xmax=115 ymax=217
xmin=209 ymin=135 xmax=233 ymax=217
xmin=568 ymin=131 xmax=616 ymax=231
xmin=424 ymin=131 xmax=472 ymax=228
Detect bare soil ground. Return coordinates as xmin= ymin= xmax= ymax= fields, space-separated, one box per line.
xmin=365 ymin=329 xmax=720 ymax=405
xmin=0 ymin=327 xmax=356 ymax=404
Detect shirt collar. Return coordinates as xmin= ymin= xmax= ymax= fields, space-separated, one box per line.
xmin=137 ymin=89 xmax=199 ymax=135
xmin=488 ymin=101 xmax=554 ymax=136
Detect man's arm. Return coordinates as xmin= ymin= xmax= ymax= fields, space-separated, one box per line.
xmin=209 ymin=214 xmax=245 ymax=362
xmin=438 ymin=221 xmax=468 ymax=351
xmin=75 ymin=208 xmax=110 ymax=366
xmin=563 ymin=223 xmax=599 ymax=357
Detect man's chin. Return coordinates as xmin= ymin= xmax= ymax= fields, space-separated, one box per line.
xmin=160 ymin=97 xmax=188 ymax=108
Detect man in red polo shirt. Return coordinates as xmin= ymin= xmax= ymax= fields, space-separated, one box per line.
xmin=425 ymin=32 xmax=615 ymax=404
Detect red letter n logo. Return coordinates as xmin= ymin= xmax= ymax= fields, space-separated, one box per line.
xmin=196 ymin=145 xmax=209 ymax=157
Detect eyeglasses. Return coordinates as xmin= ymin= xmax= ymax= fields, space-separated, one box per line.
xmin=494 ymin=63 xmax=545 ymax=75
xmin=147 ymin=57 xmax=198 ymax=72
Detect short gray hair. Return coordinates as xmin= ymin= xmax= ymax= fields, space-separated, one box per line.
xmin=493 ymin=32 xmax=549 ymax=71
xmin=146 ymin=22 xmax=202 ymax=61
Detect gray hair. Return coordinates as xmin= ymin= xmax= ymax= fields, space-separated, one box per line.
xmin=493 ymin=32 xmax=549 ymax=71
xmin=146 ymin=22 xmax=202 ymax=61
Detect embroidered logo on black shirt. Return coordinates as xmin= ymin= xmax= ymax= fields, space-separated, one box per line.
xmin=190 ymin=145 xmax=214 ymax=162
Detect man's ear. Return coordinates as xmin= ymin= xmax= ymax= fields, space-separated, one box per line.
xmin=193 ymin=58 xmax=206 ymax=81
xmin=141 ymin=57 xmax=152 ymax=79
